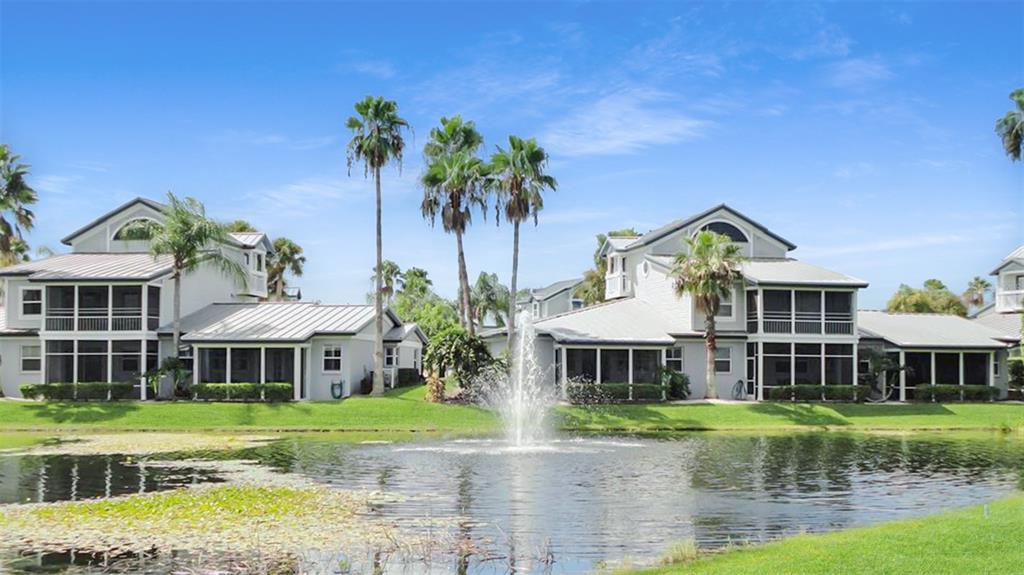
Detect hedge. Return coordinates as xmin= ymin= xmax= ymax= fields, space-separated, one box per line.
xmin=192 ymin=383 xmax=293 ymax=402
xmin=914 ymin=384 xmax=1000 ymax=402
xmin=396 ymin=368 xmax=424 ymax=388
xmin=768 ymin=384 xmax=863 ymax=402
xmin=567 ymin=382 xmax=665 ymax=404
xmin=20 ymin=382 xmax=135 ymax=401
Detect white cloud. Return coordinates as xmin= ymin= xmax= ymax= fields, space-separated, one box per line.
xmin=539 ymin=208 xmax=612 ymax=225
xmin=348 ymin=60 xmax=397 ymax=80
xmin=245 ymin=172 xmax=417 ymax=219
xmin=541 ymin=89 xmax=709 ymax=157
xmin=799 ymin=233 xmax=971 ymax=258
xmin=68 ymin=161 xmax=111 ymax=173
xmin=833 ymin=161 xmax=877 ymax=179
xmin=207 ymin=130 xmax=337 ymax=151
xmin=34 ymin=174 xmax=80 ymax=195
xmin=828 ymin=58 xmax=893 ymax=89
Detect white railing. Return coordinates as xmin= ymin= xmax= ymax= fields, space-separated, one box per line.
xmin=605 ymin=273 xmax=631 ymax=299
xmin=760 ymin=311 xmax=853 ymax=335
xmin=995 ymin=290 xmax=1024 ymax=313
xmin=46 ymin=307 xmax=147 ymax=332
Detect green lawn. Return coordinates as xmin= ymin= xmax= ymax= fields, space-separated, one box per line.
xmin=1 ymin=387 xmax=1023 ymax=432
xmin=635 ymin=494 xmax=1023 ymax=575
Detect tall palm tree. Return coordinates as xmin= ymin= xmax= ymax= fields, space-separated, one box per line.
xmin=346 ymin=96 xmax=409 ymax=396
xmin=670 ymin=230 xmax=744 ymax=400
xmin=0 ymin=145 xmax=38 ymax=266
xmin=422 ymin=151 xmax=488 ymax=335
xmin=421 ymin=116 xmax=486 ymax=334
xmin=370 ymin=259 xmax=402 ymax=306
xmin=267 ymin=237 xmax=306 ymax=300
xmin=471 ymin=271 xmax=511 ymax=327
xmin=226 ymin=219 xmax=257 ymax=233
xmin=996 ymin=88 xmax=1024 ymax=161
xmin=489 ymin=136 xmax=557 ymax=348
xmin=120 ymin=193 xmax=247 ymax=397
xmin=962 ymin=276 xmax=992 ymax=311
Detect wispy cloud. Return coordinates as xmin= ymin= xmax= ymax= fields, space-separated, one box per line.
xmin=800 ymin=231 xmax=986 ymax=258
xmin=34 ymin=174 xmax=81 ymax=195
xmin=244 ymin=172 xmax=417 ymax=219
xmin=539 ymin=208 xmax=612 ymax=225
xmin=828 ymin=57 xmax=893 ymax=89
xmin=542 ymin=88 xmax=709 ymax=157
xmin=346 ymin=60 xmax=396 ymax=80
xmin=833 ymin=161 xmax=877 ymax=179
xmin=207 ymin=130 xmax=337 ymax=151
xmin=68 ymin=161 xmax=111 ymax=173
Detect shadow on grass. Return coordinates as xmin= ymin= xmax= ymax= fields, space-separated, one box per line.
xmin=556 ymin=403 xmax=705 ymax=430
xmin=747 ymin=402 xmax=851 ymax=426
xmin=25 ymin=401 xmax=140 ymax=424
xmin=830 ymin=403 xmax=955 ymax=418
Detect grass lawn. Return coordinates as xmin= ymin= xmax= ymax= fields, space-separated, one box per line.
xmin=1 ymin=386 xmax=1023 ymax=432
xmin=634 ymin=494 xmax=1024 ymax=575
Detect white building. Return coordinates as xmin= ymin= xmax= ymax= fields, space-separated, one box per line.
xmin=0 ymin=197 xmax=424 ymax=400
xmin=516 ymin=278 xmax=584 ymax=319
xmin=485 ymin=204 xmax=1015 ymax=400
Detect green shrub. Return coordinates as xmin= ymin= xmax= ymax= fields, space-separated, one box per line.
xmin=396 ymin=368 xmax=424 ymax=388
xmin=262 ymin=383 xmax=293 ymax=402
xmin=768 ymin=385 xmax=862 ymax=402
xmin=19 ymin=384 xmax=42 ymax=399
xmin=915 ymin=384 xmax=1000 ymax=402
xmin=193 ymin=383 xmax=293 ymax=401
xmin=108 ymin=383 xmax=136 ymax=400
xmin=19 ymin=382 xmax=137 ymax=401
xmin=75 ymin=382 xmax=111 ymax=400
xmin=823 ymin=385 xmax=860 ymax=401
xmin=598 ymin=383 xmax=665 ymax=402
xmin=660 ymin=368 xmax=691 ymax=399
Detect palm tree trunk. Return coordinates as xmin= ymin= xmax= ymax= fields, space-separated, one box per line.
xmin=704 ymin=313 xmax=718 ymax=400
xmin=275 ymin=277 xmax=284 ymax=300
xmin=372 ymin=165 xmax=385 ymax=396
xmin=507 ymin=220 xmax=520 ymax=351
xmin=167 ymin=270 xmax=182 ymax=400
xmin=455 ymin=230 xmax=474 ymax=336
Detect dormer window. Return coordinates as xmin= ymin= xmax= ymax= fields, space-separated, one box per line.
xmin=700 ymin=221 xmax=748 ymax=243
xmin=113 ymin=218 xmax=159 ymax=240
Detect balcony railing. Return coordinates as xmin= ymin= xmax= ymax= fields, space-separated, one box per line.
xmin=760 ymin=311 xmax=853 ymax=335
xmin=995 ymin=290 xmax=1024 ymax=313
xmin=45 ymin=307 xmax=148 ymax=332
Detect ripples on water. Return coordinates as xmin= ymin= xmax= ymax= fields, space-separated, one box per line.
xmin=2 ymin=432 xmax=1022 ymax=573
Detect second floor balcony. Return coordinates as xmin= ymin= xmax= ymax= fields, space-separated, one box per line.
xmin=44 ymin=285 xmax=161 ymax=332
xmin=995 ymin=289 xmax=1024 ymax=313
xmin=747 ymin=289 xmax=855 ymax=336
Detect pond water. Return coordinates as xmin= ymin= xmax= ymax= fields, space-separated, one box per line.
xmin=2 ymin=431 xmax=1023 ymax=574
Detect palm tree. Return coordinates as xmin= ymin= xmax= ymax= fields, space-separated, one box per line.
xmin=670 ymin=230 xmax=744 ymax=400
xmin=267 ymin=237 xmax=306 ymax=300
xmin=226 ymin=219 xmax=257 ymax=233
xmin=120 ymin=193 xmax=247 ymax=397
xmin=575 ymin=228 xmax=640 ymax=305
xmin=996 ymin=88 xmax=1024 ymax=161
xmin=0 ymin=145 xmax=38 ymax=266
xmin=346 ymin=96 xmax=409 ymax=396
xmin=370 ymin=259 xmax=402 ymax=306
xmin=421 ymin=116 xmax=486 ymax=334
xmin=421 ymin=151 xmax=488 ymax=335
xmin=962 ymin=276 xmax=992 ymax=311
xmin=471 ymin=271 xmax=511 ymax=327
xmin=489 ymin=136 xmax=557 ymax=348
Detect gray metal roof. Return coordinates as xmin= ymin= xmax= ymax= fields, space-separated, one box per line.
xmin=229 ymin=232 xmax=274 ymax=252
xmin=0 ymin=253 xmax=174 ymax=281
xmin=858 ymin=310 xmax=1008 ymax=349
xmin=622 ymin=204 xmax=797 ymax=252
xmin=525 ymin=297 xmax=697 ymax=344
xmin=163 ymin=302 xmax=402 ymax=343
xmin=991 ymin=244 xmax=1024 ymax=275
xmin=61 ymin=197 xmax=167 ymax=245
xmin=385 ymin=323 xmax=428 ymax=344
xmin=971 ymin=305 xmax=1022 ymax=342
xmin=0 ymin=307 xmax=38 ymax=337
xmin=741 ymin=258 xmax=868 ymax=287
xmin=532 ymin=278 xmax=582 ymax=300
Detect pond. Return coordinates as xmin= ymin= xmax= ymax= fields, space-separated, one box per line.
xmin=2 ymin=431 xmax=1023 ymax=573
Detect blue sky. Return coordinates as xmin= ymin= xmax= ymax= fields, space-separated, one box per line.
xmin=1 ymin=1 xmax=1021 ymax=308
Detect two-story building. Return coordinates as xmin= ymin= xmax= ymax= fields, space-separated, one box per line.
xmin=515 ymin=278 xmax=585 ymax=320
xmin=0 ymin=197 xmax=425 ymax=400
xmin=484 ymin=204 xmax=1014 ymax=400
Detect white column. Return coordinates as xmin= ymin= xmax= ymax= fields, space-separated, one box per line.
xmin=990 ymin=351 xmax=996 ymax=388
xmin=930 ymin=352 xmax=936 ymax=385
xmin=106 ymin=338 xmax=113 ymax=384
xmin=560 ymin=347 xmax=567 ymax=389
xmin=225 ymin=348 xmax=232 ymax=384
xmin=141 ymin=286 xmax=149 ymax=332
xmin=756 ymin=341 xmax=764 ymax=401
xmin=139 ymin=337 xmax=147 ymax=400
xmin=292 ymin=347 xmax=302 ymax=400
xmin=260 ymin=347 xmax=266 ymax=384
xmin=661 ymin=348 xmax=668 ymax=401
xmin=73 ymin=286 xmax=79 ymax=332
xmin=819 ymin=343 xmax=826 ymax=387
xmin=852 ymin=345 xmax=859 ymax=397
xmin=959 ymin=351 xmax=965 ymax=401
xmin=107 ymin=285 xmax=113 ymax=331
xmin=595 ymin=348 xmax=602 ymax=384
xmin=192 ymin=346 xmax=200 ymax=388
xmin=820 ymin=291 xmax=826 ymax=334
xmin=72 ymin=340 xmax=78 ymax=384
xmin=627 ymin=348 xmax=634 ymax=401
xmin=899 ymin=350 xmax=906 ymax=401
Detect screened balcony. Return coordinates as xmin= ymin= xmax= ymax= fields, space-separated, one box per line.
xmin=45 ymin=285 xmax=160 ymax=332
xmin=750 ymin=289 xmax=854 ymax=335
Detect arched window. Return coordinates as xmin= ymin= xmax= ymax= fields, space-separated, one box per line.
xmin=112 ymin=218 xmax=159 ymax=240
xmin=700 ymin=221 xmax=748 ymax=242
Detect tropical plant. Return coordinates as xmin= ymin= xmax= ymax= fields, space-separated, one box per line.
xmin=346 ymin=95 xmax=409 ymax=396
xmin=670 ymin=230 xmax=744 ymax=399
xmin=421 ymin=116 xmax=487 ymax=334
xmin=391 ymin=266 xmax=459 ymax=339
xmin=470 ymin=271 xmax=511 ymax=327
xmin=120 ymin=193 xmax=247 ymax=397
xmin=267 ymin=237 xmax=305 ymax=300
xmin=489 ymin=136 xmax=557 ymax=348
xmin=995 ymin=88 xmax=1024 ymax=161
xmin=226 ymin=219 xmax=257 ymax=233
xmin=887 ymin=279 xmax=967 ymax=316
xmin=575 ymin=228 xmax=640 ymax=305
xmin=423 ymin=325 xmax=492 ymax=387
xmin=368 ymin=259 xmax=402 ymax=306
xmin=962 ymin=276 xmax=992 ymax=311
xmin=0 ymin=145 xmax=38 ymax=267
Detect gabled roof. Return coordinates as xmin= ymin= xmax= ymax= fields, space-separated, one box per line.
xmin=971 ymin=304 xmax=1022 ymax=343
xmin=741 ymin=258 xmax=868 ymax=287
xmin=614 ymin=204 xmax=797 ymax=253
xmin=229 ymin=232 xmax=274 ymax=253
xmin=385 ymin=323 xmax=428 ymax=345
xmin=532 ymin=278 xmax=582 ymax=300
xmin=0 ymin=253 xmax=174 ymax=281
xmin=0 ymin=307 xmax=38 ymax=337
xmin=858 ymin=310 xmax=1008 ymax=349
xmin=161 ymin=302 xmax=403 ymax=343
xmin=990 ymin=244 xmax=1024 ymax=275
xmin=503 ymin=297 xmax=698 ymax=344
xmin=61 ymin=197 xmax=167 ymax=245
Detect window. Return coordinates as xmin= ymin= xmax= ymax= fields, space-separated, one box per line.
xmin=665 ymin=347 xmax=684 ymax=372
xmin=566 ymin=348 xmax=597 ymax=382
xmin=244 ymin=253 xmax=251 ymax=267
xmin=700 ymin=221 xmax=748 ymax=243
xmin=571 ymin=298 xmax=584 ymax=310
xmin=384 ymin=345 xmax=398 ymax=368
xmin=20 ymin=344 xmax=40 ymax=372
xmin=77 ymin=340 xmax=108 ymax=383
xmin=601 ymin=349 xmax=629 ymax=383
xmin=608 ymin=257 xmax=616 ymax=274
xmin=21 ymin=288 xmax=41 ymax=317
xmin=413 ymin=348 xmax=422 ymax=371
xmin=256 ymin=253 xmax=264 ymax=272
xmin=322 ymin=344 xmax=342 ymax=373
xmin=632 ymin=350 xmax=661 ymax=384
xmin=993 ymin=355 xmax=1000 ymax=377
xmin=716 ymin=290 xmax=733 ymax=318
xmin=45 ymin=340 xmax=74 ymax=383
xmin=714 ymin=347 xmax=732 ymax=374
xmin=1016 ymin=275 xmax=1024 ymax=291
